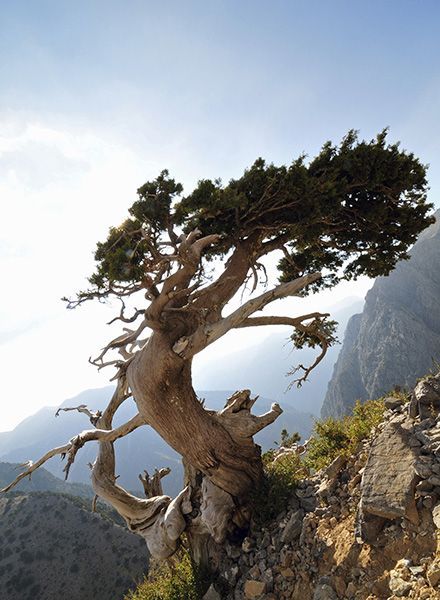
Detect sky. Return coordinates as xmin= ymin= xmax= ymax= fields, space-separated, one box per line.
xmin=1 ymin=0 xmax=440 ymax=431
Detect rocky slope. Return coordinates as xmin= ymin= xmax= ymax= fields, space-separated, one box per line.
xmin=322 ymin=209 xmax=440 ymax=419
xmin=205 ymin=372 xmax=440 ymax=600
xmin=0 ymin=490 xmax=148 ymax=600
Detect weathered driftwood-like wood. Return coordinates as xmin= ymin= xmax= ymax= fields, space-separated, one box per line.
xmin=1 ymin=383 xmax=283 ymax=563
xmin=139 ymin=468 xmax=171 ymax=498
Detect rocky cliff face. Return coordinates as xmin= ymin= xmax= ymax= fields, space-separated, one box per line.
xmin=321 ymin=210 xmax=440 ymax=419
xmin=205 ymin=373 xmax=440 ymax=600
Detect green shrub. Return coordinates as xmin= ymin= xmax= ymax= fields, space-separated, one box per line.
xmin=305 ymin=398 xmax=386 ymax=471
xmin=252 ymin=450 xmax=308 ymax=526
xmin=278 ymin=429 xmax=301 ymax=448
xmin=252 ymin=398 xmax=387 ymax=524
xmin=124 ymin=550 xmax=200 ymax=600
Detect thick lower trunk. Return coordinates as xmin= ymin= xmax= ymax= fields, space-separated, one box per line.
xmin=183 ymin=462 xmax=234 ymax=573
xmin=123 ymin=331 xmax=282 ymax=568
xmin=127 ymin=332 xmax=263 ymax=499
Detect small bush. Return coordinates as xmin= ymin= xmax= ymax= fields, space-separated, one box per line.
xmin=252 ymin=398 xmax=387 ymax=524
xmin=252 ymin=450 xmax=308 ymax=526
xmin=278 ymin=428 xmax=301 ymax=448
xmin=305 ymin=398 xmax=386 ymax=471
xmin=124 ymin=550 xmax=200 ymax=600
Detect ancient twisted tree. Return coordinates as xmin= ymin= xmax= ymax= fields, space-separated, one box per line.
xmin=2 ymin=130 xmax=434 ymax=569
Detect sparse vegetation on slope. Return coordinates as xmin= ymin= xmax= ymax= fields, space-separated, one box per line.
xmin=251 ymin=396 xmax=388 ymax=527
xmin=305 ymin=397 xmax=387 ymax=471
xmin=0 ymin=491 xmax=148 ymax=600
xmin=124 ymin=550 xmax=201 ymax=600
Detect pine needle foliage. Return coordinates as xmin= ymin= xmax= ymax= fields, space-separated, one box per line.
xmin=70 ymin=129 xmax=433 ymax=304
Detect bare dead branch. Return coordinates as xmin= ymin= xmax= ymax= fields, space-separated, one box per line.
xmin=90 ymin=320 xmax=152 ymax=369
xmin=55 ymin=404 xmax=102 ymax=426
xmin=1 ymin=444 xmax=72 ymax=492
xmin=101 ymin=378 xmax=131 ymax=424
xmin=139 ymin=467 xmax=171 ymax=498
xmin=63 ymin=281 xmax=145 ymax=309
xmin=0 ymin=413 xmax=146 ymax=492
xmin=107 ymin=302 xmax=145 ymax=325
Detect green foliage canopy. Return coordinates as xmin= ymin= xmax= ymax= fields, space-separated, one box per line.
xmin=75 ymin=130 xmax=433 ymax=303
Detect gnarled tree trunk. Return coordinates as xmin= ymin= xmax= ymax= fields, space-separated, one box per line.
xmin=126 ymin=331 xmax=281 ymax=568
xmin=1 ymin=232 xmax=325 ymax=577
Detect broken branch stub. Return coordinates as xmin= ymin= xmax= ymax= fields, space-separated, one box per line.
xmin=139 ymin=467 xmax=171 ymax=498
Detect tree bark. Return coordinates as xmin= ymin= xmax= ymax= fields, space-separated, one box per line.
xmin=126 ymin=331 xmax=282 ymax=568
xmin=127 ymin=332 xmax=264 ymax=498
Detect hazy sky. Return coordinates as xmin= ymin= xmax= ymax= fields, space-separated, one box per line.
xmin=1 ymin=1 xmax=439 ymax=431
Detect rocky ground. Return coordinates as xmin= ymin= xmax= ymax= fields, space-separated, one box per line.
xmin=205 ymin=373 xmax=440 ymax=600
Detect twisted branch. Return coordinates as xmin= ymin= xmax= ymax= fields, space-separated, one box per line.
xmin=173 ymin=272 xmax=322 ymax=359
xmin=0 ymin=413 xmax=146 ymax=492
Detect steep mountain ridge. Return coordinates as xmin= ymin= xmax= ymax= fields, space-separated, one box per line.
xmin=322 ymin=209 xmax=440 ymax=418
xmin=0 ymin=461 xmax=94 ymax=498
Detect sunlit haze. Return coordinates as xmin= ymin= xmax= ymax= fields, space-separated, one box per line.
xmin=1 ymin=1 xmax=439 ymax=431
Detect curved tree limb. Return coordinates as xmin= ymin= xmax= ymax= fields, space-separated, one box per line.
xmin=174 ymin=272 xmax=322 ymax=359
xmin=107 ymin=303 xmax=145 ymax=325
xmin=144 ymin=231 xmax=221 ymax=321
xmin=189 ymin=235 xmax=260 ymax=312
xmin=0 ymin=413 xmax=146 ymax=492
xmin=0 ymin=445 xmax=73 ymax=492
xmin=236 ymin=312 xmax=330 ymax=328
xmin=236 ymin=311 xmax=335 ymax=386
xmin=90 ymin=321 xmax=152 ymax=368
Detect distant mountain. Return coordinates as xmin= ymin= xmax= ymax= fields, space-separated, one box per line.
xmin=194 ymin=298 xmax=363 ymax=416
xmin=0 ymin=462 xmax=93 ymax=498
xmin=0 ymin=389 xmax=314 ymax=497
xmin=322 ymin=209 xmax=440 ymax=418
xmin=0 ymin=491 xmax=148 ymax=600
